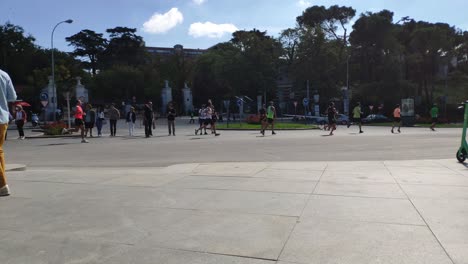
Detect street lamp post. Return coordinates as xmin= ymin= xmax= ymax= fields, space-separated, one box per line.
xmin=51 ymin=19 xmax=73 ymax=122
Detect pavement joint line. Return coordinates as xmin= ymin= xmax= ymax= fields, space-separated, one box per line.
xmin=310 ymin=193 xmax=408 ymax=200
xmin=150 ymin=245 xmax=278 ymax=262
xmin=162 ymin=186 xmax=314 ymax=195
xmin=436 ymin=161 xmax=468 ymax=178
xmin=298 ymin=216 xmax=427 ymax=228
xmin=276 ymin=165 xmax=328 ymax=261
xmin=383 ymin=163 xmax=457 ymax=264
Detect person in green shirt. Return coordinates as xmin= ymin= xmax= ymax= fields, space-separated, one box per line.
xmin=347 ymin=102 xmax=364 ymax=134
xmin=430 ymin=104 xmax=439 ymax=131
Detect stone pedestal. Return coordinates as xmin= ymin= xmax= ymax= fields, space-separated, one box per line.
xmin=161 ymin=80 xmax=173 ymax=114
xmin=182 ymin=83 xmax=194 ymax=115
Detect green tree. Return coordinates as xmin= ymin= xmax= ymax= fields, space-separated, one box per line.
xmin=66 ymin=29 xmax=107 ymax=75
xmin=102 ymin=27 xmax=147 ymax=68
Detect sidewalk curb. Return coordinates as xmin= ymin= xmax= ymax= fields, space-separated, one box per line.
xmin=217 ymin=128 xmax=321 ymax=131
xmin=25 ymin=135 xmax=81 ymax=139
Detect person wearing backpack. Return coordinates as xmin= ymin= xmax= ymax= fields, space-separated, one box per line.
xmin=14 ymin=105 xmax=27 ymax=140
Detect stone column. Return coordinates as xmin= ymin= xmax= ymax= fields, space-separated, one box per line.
xmin=161 ymin=80 xmax=172 ymax=114
xmin=182 ymin=83 xmax=194 ymax=115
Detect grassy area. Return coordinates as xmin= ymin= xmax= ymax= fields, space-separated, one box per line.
xmin=364 ymin=122 xmax=463 ymax=128
xmin=216 ymin=122 xmax=319 ymax=130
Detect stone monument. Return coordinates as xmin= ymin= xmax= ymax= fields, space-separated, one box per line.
xmin=161 ymin=80 xmax=173 ymax=114
xmin=182 ymin=83 xmax=194 ymax=115
xmin=75 ymin=77 xmax=89 ymax=103
xmin=40 ymin=76 xmax=55 ymax=121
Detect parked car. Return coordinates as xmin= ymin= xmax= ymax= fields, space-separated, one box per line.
xmin=362 ymin=114 xmax=390 ymax=123
xmin=336 ymin=114 xmax=350 ymax=125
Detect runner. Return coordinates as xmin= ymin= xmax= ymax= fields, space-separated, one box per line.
xmin=143 ymin=102 xmax=154 ymax=138
xmin=265 ymin=101 xmax=277 ymax=135
xmin=195 ymin=105 xmax=209 ymax=135
xmin=430 ymin=104 xmax=439 ymax=131
xmin=347 ymin=102 xmax=363 ymax=133
xmin=259 ymin=104 xmax=267 ymax=136
xmin=73 ymin=100 xmax=88 ymax=143
xmin=327 ymin=102 xmax=337 ymax=136
xmin=210 ymin=104 xmax=220 ymax=136
xmin=391 ymin=104 xmax=401 ymax=134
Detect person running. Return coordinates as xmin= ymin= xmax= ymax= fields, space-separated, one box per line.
xmin=108 ymin=103 xmax=120 ymax=137
xmin=143 ymin=102 xmax=154 ymax=138
xmin=430 ymin=104 xmax=439 ymax=131
xmin=391 ymin=104 xmax=401 ymax=134
xmin=210 ymin=105 xmax=220 ymax=136
xmin=95 ymin=106 xmax=105 ymax=137
xmin=195 ymin=105 xmax=210 ymax=135
xmin=327 ymin=102 xmax=337 ymax=136
xmin=14 ymin=105 xmax=27 ymax=139
xmin=126 ymin=106 xmax=136 ymax=136
xmin=265 ymin=101 xmax=277 ymax=135
xmin=348 ymin=102 xmax=363 ymax=133
xmin=167 ymin=104 xmax=176 ymax=136
xmin=73 ymin=100 xmax=88 ymax=143
xmin=0 ymin=69 xmax=17 ymax=197
xmin=84 ymin=104 xmax=96 ymax=138
xmin=259 ymin=104 xmax=267 ymax=136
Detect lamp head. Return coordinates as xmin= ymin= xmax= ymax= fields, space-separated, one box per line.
xmin=65 ymin=19 xmax=73 ymax=24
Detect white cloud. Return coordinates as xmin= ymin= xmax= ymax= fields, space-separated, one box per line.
xmin=189 ymin=22 xmax=238 ymax=38
xmin=142 ymin=8 xmax=183 ymax=34
xmin=193 ymin=0 xmax=206 ymax=5
xmin=297 ymin=0 xmax=312 ymax=7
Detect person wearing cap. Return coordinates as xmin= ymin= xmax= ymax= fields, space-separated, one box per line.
xmin=391 ymin=104 xmax=401 ymax=134
xmin=0 ymin=69 xmax=17 ymax=196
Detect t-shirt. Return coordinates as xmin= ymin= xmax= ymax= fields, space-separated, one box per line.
xmin=0 ymin=70 xmax=17 ymax=124
xmin=75 ymin=105 xmax=84 ymax=119
xmin=328 ymin=107 xmax=336 ymax=120
xmin=393 ymin=108 xmax=401 ymax=118
xmin=259 ymin=108 xmax=266 ymax=118
xmin=266 ymin=106 xmax=275 ymax=119
xmin=352 ymin=106 xmax=361 ymax=118
xmin=167 ymin=108 xmax=176 ymax=121
xmin=430 ymin=107 xmax=439 ymax=118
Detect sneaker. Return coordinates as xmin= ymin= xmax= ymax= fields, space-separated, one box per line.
xmin=398 ymin=129 xmax=401 ymax=133
xmin=0 ymin=185 xmax=10 ymax=197
xmin=20 ymin=136 xmax=25 ymax=140
xmin=391 ymin=129 xmax=394 ymax=134
xmin=272 ymin=131 xmax=276 ymax=135
xmin=261 ymin=130 xmax=265 ymax=136
xmin=81 ymin=139 xmax=89 ymax=143
xmin=195 ymin=129 xmax=198 ymax=135
xmin=215 ymin=133 xmax=220 ymax=136
xmin=347 ymin=124 xmax=351 ymax=128
xmin=359 ymin=131 xmax=364 ymax=134
xmin=204 ymin=132 xmax=208 ymax=135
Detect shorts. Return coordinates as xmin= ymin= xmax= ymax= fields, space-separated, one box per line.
xmin=328 ymin=118 xmax=336 ymax=125
xmin=353 ymin=117 xmax=361 ymax=123
xmin=432 ymin=117 xmax=438 ymax=123
xmin=267 ymin=118 xmax=274 ymax=124
xmin=85 ymin=122 xmax=94 ymax=129
xmin=394 ymin=117 xmax=401 ymax=123
xmin=204 ymin=119 xmax=211 ymax=126
xmin=75 ymin=118 xmax=84 ymax=127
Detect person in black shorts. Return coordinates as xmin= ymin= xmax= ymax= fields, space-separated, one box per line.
xmin=327 ymin=102 xmax=337 ymax=136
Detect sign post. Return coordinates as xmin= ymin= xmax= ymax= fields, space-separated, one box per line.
xmin=303 ymin=98 xmax=309 ymax=116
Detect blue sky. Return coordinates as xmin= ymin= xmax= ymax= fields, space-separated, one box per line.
xmin=2 ymin=0 xmax=468 ymax=52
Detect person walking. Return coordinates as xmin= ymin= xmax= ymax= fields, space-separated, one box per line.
xmin=327 ymin=102 xmax=337 ymax=136
xmin=126 ymin=106 xmax=136 ymax=136
xmin=391 ymin=104 xmax=401 ymax=133
xmin=84 ymin=104 xmax=96 ymax=138
xmin=73 ymin=100 xmax=88 ymax=143
xmin=0 ymin=69 xmax=17 ymax=196
xmin=430 ymin=104 xmax=439 ymax=131
xmin=167 ymin=104 xmax=176 ymax=136
xmin=259 ymin=104 xmax=267 ymax=136
xmin=95 ymin=106 xmax=105 ymax=137
xmin=14 ymin=105 xmax=27 ymax=139
xmin=143 ymin=102 xmax=154 ymax=138
xmin=265 ymin=101 xmax=277 ymax=135
xmin=108 ymin=104 xmax=120 ymax=137
xmin=348 ymin=102 xmax=363 ymax=133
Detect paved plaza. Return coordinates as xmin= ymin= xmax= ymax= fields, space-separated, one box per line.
xmin=2 ymin=122 xmax=468 ymax=264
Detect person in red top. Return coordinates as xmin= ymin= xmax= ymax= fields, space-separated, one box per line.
xmin=73 ymin=100 xmax=88 ymax=143
xmin=391 ymin=104 xmax=401 ymax=134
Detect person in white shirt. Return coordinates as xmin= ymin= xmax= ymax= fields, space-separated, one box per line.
xmin=0 ymin=69 xmax=17 ymax=197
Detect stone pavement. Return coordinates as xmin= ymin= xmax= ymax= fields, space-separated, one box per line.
xmin=1 ymin=159 xmax=468 ymax=264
